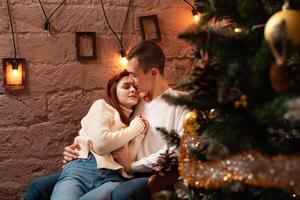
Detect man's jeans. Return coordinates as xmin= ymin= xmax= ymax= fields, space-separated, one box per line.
xmin=111 ymin=173 xmax=151 ymax=200
xmin=25 ymin=172 xmax=150 ymax=200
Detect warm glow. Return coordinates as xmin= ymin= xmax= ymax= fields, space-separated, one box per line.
xmin=193 ymin=14 xmax=201 ymax=24
xmin=6 ymin=63 xmax=23 ymax=85
xmin=234 ymin=27 xmax=242 ymax=33
xmin=119 ymin=55 xmax=128 ymax=69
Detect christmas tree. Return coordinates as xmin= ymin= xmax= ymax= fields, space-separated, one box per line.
xmin=156 ymin=0 xmax=300 ymax=199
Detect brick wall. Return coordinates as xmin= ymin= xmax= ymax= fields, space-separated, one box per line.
xmin=0 ymin=0 xmax=194 ymax=199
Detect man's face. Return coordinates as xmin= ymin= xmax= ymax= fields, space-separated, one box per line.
xmin=127 ymin=57 xmax=151 ymax=93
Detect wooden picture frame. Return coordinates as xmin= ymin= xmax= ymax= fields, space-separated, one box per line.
xmin=75 ymin=32 xmax=97 ymax=61
xmin=139 ymin=15 xmax=161 ymax=42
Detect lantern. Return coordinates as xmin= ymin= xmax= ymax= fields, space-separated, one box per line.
xmin=2 ymin=58 xmax=26 ymax=90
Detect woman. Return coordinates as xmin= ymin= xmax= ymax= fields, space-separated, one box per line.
xmin=50 ymin=70 xmax=148 ymax=200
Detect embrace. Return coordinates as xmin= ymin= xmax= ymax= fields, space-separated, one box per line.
xmin=25 ymin=40 xmax=188 ymax=200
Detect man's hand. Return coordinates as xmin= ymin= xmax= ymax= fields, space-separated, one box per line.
xmin=111 ymin=146 xmax=133 ymax=174
xmin=62 ymin=143 xmax=80 ymax=168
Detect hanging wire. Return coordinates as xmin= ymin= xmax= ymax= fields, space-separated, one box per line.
xmin=6 ymin=0 xmax=17 ymax=58
xmin=100 ymin=0 xmax=133 ymax=52
xmin=38 ymin=0 xmax=66 ymax=28
xmin=120 ymin=0 xmax=133 ymax=47
xmin=183 ymin=0 xmax=198 ymax=17
xmin=48 ymin=0 xmax=66 ymax=20
xmin=183 ymin=0 xmax=194 ymax=8
xmin=38 ymin=0 xmax=49 ymax=23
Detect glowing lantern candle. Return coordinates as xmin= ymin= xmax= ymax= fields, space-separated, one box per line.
xmin=2 ymin=58 xmax=26 ymax=90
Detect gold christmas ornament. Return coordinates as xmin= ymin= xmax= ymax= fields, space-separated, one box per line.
xmin=183 ymin=110 xmax=201 ymax=134
xmin=265 ymin=9 xmax=300 ymax=48
xmin=264 ymin=9 xmax=300 ymax=65
xmin=234 ymin=94 xmax=248 ymax=108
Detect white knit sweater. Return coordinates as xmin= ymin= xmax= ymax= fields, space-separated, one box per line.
xmin=74 ymin=99 xmax=145 ymax=178
xmin=131 ymin=88 xmax=189 ymax=173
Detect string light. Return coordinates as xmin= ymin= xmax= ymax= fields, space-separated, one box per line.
xmin=118 ymin=49 xmax=128 ymax=69
xmin=3 ymin=0 xmax=26 ymax=90
xmin=6 ymin=0 xmax=16 ymax=60
xmin=183 ymin=0 xmax=201 ymax=24
xmin=100 ymin=0 xmax=132 ymax=68
xmin=192 ymin=8 xmax=201 ymax=24
xmin=38 ymin=0 xmax=66 ymax=34
xmin=234 ymin=27 xmax=242 ymax=33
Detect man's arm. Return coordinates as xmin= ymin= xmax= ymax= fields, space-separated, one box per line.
xmin=131 ymin=106 xmax=189 ymax=173
xmin=131 ymin=145 xmax=168 ymax=173
xmin=111 ymin=146 xmax=133 ymax=174
xmin=113 ymin=144 xmax=172 ymax=173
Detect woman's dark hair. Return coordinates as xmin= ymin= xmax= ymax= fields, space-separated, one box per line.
xmin=106 ymin=70 xmax=135 ymax=126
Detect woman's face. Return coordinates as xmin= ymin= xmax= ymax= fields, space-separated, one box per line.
xmin=116 ymin=76 xmax=139 ymax=108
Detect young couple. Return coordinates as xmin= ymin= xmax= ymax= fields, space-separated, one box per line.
xmin=24 ymin=40 xmax=188 ymax=200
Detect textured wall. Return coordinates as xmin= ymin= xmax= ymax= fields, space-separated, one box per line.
xmin=0 ymin=0 xmax=194 ymax=199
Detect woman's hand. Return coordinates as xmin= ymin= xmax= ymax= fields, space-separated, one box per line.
xmin=111 ymin=146 xmax=133 ymax=174
xmin=62 ymin=143 xmax=80 ymax=168
xmin=139 ymin=115 xmax=149 ymax=135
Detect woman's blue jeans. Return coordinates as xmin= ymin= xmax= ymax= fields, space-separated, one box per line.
xmin=50 ymin=154 xmax=125 ymax=200
xmin=24 ymin=173 xmax=60 ymax=200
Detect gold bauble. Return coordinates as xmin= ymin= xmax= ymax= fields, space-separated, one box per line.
xmin=207 ymin=108 xmax=220 ymax=119
xmin=264 ymin=9 xmax=300 ymax=48
xmin=183 ymin=110 xmax=201 ymax=134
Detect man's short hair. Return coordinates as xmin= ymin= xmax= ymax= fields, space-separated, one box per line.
xmin=127 ymin=40 xmax=166 ymax=75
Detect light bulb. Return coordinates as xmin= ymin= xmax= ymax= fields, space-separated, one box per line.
xmin=192 ymin=8 xmax=201 ymax=24
xmin=119 ymin=55 xmax=128 ymax=69
xmin=117 ymin=48 xmax=128 ymax=69
xmin=44 ymin=21 xmax=51 ymax=36
xmin=7 ymin=62 xmax=22 ymax=85
xmin=193 ymin=14 xmax=200 ymax=24
xmin=234 ymin=27 xmax=242 ymax=33
xmin=12 ymin=68 xmax=18 ymax=75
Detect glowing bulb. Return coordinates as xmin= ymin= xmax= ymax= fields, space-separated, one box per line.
xmin=192 ymin=8 xmax=201 ymax=24
xmin=7 ymin=63 xmax=22 ymax=85
xmin=117 ymin=48 xmax=128 ymax=69
xmin=12 ymin=68 xmax=18 ymax=75
xmin=223 ymin=176 xmax=228 ymax=181
xmin=119 ymin=55 xmax=128 ymax=69
xmin=193 ymin=14 xmax=200 ymax=24
xmin=234 ymin=27 xmax=242 ymax=33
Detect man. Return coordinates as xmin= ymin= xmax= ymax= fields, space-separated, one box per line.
xmin=24 ymin=40 xmax=188 ymax=200
xmin=110 ymin=40 xmax=187 ymax=199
